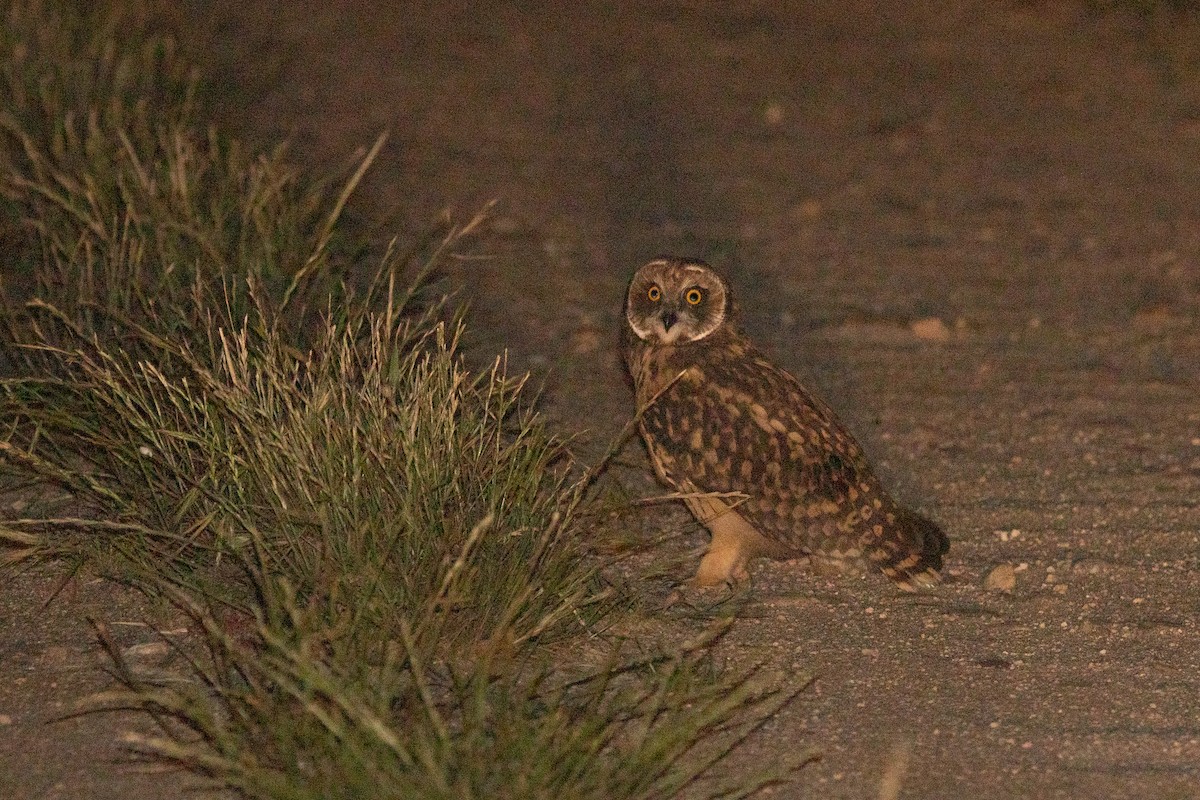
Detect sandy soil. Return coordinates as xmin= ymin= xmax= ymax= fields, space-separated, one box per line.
xmin=4 ymin=1 xmax=1200 ymax=797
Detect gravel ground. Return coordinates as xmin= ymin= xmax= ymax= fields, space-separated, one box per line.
xmin=3 ymin=2 xmax=1200 ymax=797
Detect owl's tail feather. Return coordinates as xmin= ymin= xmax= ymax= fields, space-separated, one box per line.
xmin=868 ymin=505 xmax=949 ymax=592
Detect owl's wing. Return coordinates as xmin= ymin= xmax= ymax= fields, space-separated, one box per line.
xmin=664 ymin=351 xmax=947 ymax=586
xmin=639 ymin=354 xmax=867 ymax=541
xmin=706 ymin=357 xmax=879 ymax=552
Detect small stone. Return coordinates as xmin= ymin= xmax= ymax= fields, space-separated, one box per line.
xmin=121 ymin=641 xmax=172 ymax=665
xmin=569 ymin=325 xmax=602 ymax=355
xmin=983 ymin=563 xmax=1017 ymax=593
xmin=794 ymin=199 xmax=822 ymax=220
xmin=1071 ymin=558 xmax=1109 ymax=576
xmin=38 ymin=646 xmax=70 ymax=667
xmin=491 ymin=216 xmax=520 ymax=234
xmin=763 ymin=102 xmax=785 ymax=126
xmin=911 ymin=317 xmax=951 ymax=342
xmin=0 ymin=714 xmax=12 ymax=725
xmin=1131 ymin=307 xmax=1180 ymax=331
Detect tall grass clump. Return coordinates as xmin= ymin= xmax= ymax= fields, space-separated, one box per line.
xmin=0 ymin=0 xmax=368 ymax=371
xmin=0 ymin=2 xmax=811 ymax=798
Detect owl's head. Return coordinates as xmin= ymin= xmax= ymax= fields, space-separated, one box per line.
xmin=625 ymin=258 xmax=730 ymax=345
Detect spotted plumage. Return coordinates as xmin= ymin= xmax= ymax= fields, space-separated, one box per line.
xmin=623 ymin=258 xmax=949 ymax=591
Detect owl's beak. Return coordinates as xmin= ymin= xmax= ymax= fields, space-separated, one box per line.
xmin=660 ymin=309 xmax=678 ymax=332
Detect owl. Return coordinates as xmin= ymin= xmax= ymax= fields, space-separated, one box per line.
xmin=622 ymin=258 xmax=949 ymax=591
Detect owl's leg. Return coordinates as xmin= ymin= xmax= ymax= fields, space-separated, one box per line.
xmin=685 ymin=497 xmax=786 ymax=587
xmin=692 ymin=514 xmax=755 ymax=586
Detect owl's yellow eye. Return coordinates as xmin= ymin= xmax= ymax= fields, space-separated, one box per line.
xmin=685 ymin=288 xmax=704 ymax=305
xmin=647 ymin=285 xmax=662 ymax=302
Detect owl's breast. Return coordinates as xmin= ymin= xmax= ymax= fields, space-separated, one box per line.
xmin=627 ymin=341 xmax=688 ymax=408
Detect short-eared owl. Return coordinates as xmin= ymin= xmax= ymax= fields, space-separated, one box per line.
xmin=623 ymin=258 xmax=948 ymax=591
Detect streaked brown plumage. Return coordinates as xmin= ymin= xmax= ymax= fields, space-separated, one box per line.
xmin=622 ymin=258 xmax=948 ymax=591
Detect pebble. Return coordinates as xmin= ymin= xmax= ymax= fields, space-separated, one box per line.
xmin=38 ymin=646 xmax=70 ymax=667
xmin=1071 ymin=558 xmax=1109 ymax=576
xmin=911 ymin=317 xmax=951 ymax=342
xmin=491 ymin=216 xmax=520 ymax=234
xmin=794 ymin=199 xmax=822 ymax=220
xmin=984 ymin=563 xmax=1017 ymax=593
xmin=121 ymin=641 xmax=172 ymax=666
xmin=569 ymin=325 xmax=601 ymax=355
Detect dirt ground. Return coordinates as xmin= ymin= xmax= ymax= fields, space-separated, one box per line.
xmin=5 ymin=1 xmax=1200 ymax=797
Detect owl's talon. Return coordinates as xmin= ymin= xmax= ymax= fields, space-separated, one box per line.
xmin=685 ymin=574 xmax=739 ymax=590
xmin=664 ymin=581 xmax=732 ymax=609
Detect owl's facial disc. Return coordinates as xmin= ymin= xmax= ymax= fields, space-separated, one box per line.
xmin=626 ymin=259 xmax=728 ymax=344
